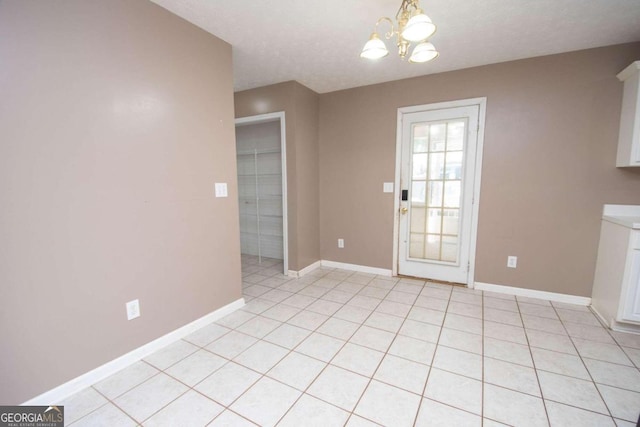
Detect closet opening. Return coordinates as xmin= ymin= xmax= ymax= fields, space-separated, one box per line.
xmin=235 ymin=112 xmax=288 ymax=275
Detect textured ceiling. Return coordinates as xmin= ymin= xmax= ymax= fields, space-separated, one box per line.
xmin=151 ymin=0 xmax=640 ymax=94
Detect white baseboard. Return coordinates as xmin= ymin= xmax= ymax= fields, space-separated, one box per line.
xmin=591 ymin=305 xmax=640 ymax=334
xmin=288 ymin=260 xmax=322 ymax=278
xmin=475 ymin=282 xmax=591 ymax=306
xmin=321 ymin=260 xmax=392 ymax=277
xmin=590 ymin=305 xmax=613 ymax=329
xmin=289 ymin=260 xmax=392 ymax=277
xmin=23 ymin=298 xmax=245 ymax=405
xmin=610 ymin=321 xmax=640 ymax=334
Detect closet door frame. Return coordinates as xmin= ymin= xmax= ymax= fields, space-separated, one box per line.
xmin=235 ymin=112 xmax=288 ymax=274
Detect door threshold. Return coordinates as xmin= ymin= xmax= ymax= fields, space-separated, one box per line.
xmin=396 ymin=274 xmax=468 ymax=288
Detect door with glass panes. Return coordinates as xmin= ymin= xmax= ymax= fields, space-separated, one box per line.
xmin=398 ymin=104 xmax=480 ymax=283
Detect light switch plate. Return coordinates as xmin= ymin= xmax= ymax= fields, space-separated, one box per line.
xmin=383 ymin=182 xmax=394 ymax=193
xmin=507 ymin=256 xmax=518 ymax=268
xmin=215 ymin=182 xmax=228 ymax=198
xmin=126 ymin=299 xmax=140 ymax=320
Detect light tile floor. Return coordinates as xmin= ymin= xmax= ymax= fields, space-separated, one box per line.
xmin=64 ymin=255 xmax=640 ymax=426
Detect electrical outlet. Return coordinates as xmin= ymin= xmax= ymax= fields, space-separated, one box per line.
xmin=338 ymin=238 xmax=344 ymax=248
xmin=507 ymin=256 xmax=518 ymax=269
xmin=214 ymin=182 xmax=228 ymax=198
xmin=126 ymin=299 xmax=140 ymax=320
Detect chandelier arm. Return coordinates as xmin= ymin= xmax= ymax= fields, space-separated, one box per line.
xmin=375 ymin=17 xmax=396 ymax=40
xmin=396 ymin=0 xmax=419 ymax=22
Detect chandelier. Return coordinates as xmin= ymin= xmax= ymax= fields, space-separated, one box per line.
xmin=360 ymin=0 xmax=438 ymax=63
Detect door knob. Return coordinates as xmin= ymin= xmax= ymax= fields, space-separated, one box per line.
xmin=401 ymin=207 xmax=408 ymax=214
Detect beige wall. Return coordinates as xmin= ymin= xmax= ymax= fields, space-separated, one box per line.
xmin=319 ymin=43 xmax=640 ymax=297
xmin=0 ymin=0 xmax=241 ymax=404
xmin=235 ymin=82 xmax=321 ymax=271
xmin=292 ymin=84 xmax=321 ymax=269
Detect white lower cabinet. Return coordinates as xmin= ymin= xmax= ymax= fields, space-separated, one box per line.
xmin=591 ymin=205 xmax=640 ymax=333
xmin=621 ymin=232 xmax=640 ymax=323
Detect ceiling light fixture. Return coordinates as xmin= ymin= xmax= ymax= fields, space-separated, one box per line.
xmin=360 ymin=0 xmax=438 ymax=63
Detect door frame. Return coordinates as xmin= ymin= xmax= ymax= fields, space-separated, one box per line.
xmin=235 ymin=111 xmax=289 ymax=275
xmin=392 ymin=98 xmax=487 ymax=287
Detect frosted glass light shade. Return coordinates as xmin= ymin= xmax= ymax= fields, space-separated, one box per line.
xmin=360 ymin=33 xmax=389 ymax=60
xmin=409 ymin=41 xmax=439 ymax=63
xmin=402 ymin=13 xmax=436 ymax=42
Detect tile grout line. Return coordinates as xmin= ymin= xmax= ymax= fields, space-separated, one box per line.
xmin=205 ymin=258 xmax=312 ymax=426
xmin=154 ymin=258 xmax=284 ymax=426
xmin=232 ymin=267 xmax=401 ymax=425
xmin=95 ymin=368 xmax=182 ymax=426
xmin=217 ymin=269 xmax=342 ymax=425
xmin=312 ymin=275 xmax=396 ymax=426
xmin=411 ymin=284 xmax=453 ymax=427
xmin=77 ymin=386 xmax=139 ymax=426
xmin=337 ymin=277 xmax=429 ymax=426
xmin=270 ymin=273 xmax=375 ymax=426
xmin=80 ymin=354 xmax=212 ymax=426
xmin=291 ymin=273 xmax=417 ymax=423
xmin=144 ymin=328 xmax=260 ymax=425
xmin=516 ymin=295 xmax=552 ymax=426
xmin=550 ymin=301 xmax=616 ymax=421
xmin=341 ymin=277 xmax=433 ymax=426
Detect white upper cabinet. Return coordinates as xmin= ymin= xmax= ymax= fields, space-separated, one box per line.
xmin=616 ymin=61 xmax=640 ymax=167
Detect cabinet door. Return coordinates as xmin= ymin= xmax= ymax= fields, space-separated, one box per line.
xmin=621 ymin=236 xmax=640 ymax=323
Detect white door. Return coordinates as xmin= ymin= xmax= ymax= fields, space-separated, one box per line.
xmin=397 ymin=102 xmax=482 ymax=284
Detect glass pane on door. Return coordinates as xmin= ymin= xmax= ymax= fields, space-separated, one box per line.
xmin=409 ymin=119 xmax=466 ymax=264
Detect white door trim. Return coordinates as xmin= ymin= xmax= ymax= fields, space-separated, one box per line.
xmin=235 ymin=111 xmax=289 ymax=274
xmin=392 ymin=98 xmax=487 ymax=287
